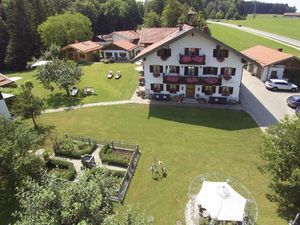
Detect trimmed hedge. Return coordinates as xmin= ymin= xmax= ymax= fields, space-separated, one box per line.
xmin=99 ymin=144 xmax=130 ymax=168
xmin=46 ymin=158 xmax=76 ymax=181
xmin=54 ymin=139 xmax=97 ymax=159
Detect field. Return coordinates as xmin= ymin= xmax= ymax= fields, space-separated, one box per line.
xmin=225 ymin=14 xmax=300 ymax=40
xmin=208 ymin=23 xmax=300 ymax=57
xmin=2 ymin=63 xmax=139 ymax=108
xmin=30 ymin=104 xmax=287 ymax=225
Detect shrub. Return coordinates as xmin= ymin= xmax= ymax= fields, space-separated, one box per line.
xmin=54 ymin=138 xmax=97 ymax=159
xmin=46 ymin=158 xmax=76 ymax=181
xmin=99 ymin=144 xmax=130 ymax=168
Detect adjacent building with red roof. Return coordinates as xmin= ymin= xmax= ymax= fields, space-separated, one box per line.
xmin=242 ymin=45 xmax=300 ymax=81
xmin=61 ymin=41 xmax=102 ymax=62
xmin=101 ymin=40 xmax=139 ymax=61
xmin=0 ymin=74 xmax=14 ymax=87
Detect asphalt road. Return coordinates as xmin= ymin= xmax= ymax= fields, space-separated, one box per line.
xmin=241 ymin=70 xmax=296 ymax=130
xmin=208 ymin=21 xmax=300 ymax=51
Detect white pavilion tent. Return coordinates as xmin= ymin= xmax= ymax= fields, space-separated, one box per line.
xmin=195 ymin=181 xmax=247 ymax=222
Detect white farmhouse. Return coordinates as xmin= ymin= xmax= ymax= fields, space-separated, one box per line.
xmin=133 ymin=25 xmax=252 ymax=103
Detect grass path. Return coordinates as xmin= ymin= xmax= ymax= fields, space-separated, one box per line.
xmin=209 ymin=23 xmax=300 ymax=57
xmin=34 ymin=104 xmax=286 ymax=225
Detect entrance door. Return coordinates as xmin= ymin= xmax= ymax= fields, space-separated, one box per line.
xmin=114 ymin=53 xmax=118 ymax=60
xmin=186 ymin=85 xmax=195 ymax=97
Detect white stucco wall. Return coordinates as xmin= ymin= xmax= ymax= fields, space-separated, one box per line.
xmin=142 ymin=31 xmax=244 ymax=101
xmin=0 ymin=100 xmax=11 ymax=119
xmin=261 ymin=65 xmax=285 ymax=81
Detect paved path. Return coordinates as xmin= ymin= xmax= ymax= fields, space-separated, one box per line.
xmin=208 ymin=21 xmax=300 ymax=50
xmin=241 ymin=70 xmax=295 ymax=130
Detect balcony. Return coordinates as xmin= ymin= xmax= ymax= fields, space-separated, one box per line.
xmin=163 ymin=75 xmax=221 ymax=85
xmin=179 ymin=54 xmax=206 ymax=65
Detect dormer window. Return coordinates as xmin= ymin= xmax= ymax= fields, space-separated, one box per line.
xmin=157 ymin=48 xmax=171 ymax=60
xmin=184 ymin=48 xmax=200 ymax=56
xmin=213 ymin=45 xmax=229 ymax=62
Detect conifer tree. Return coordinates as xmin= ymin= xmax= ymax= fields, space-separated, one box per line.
xmin=5 ymin=0 xmax=34 ymax=70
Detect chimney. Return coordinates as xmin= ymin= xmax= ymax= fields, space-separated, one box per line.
xmin=278 ymin=48 xmax=283 ymax=52
xmin=178 ymin=24 xmax=183 ymax=31
xmin=202 ymin=26 xmax=209 ymax=34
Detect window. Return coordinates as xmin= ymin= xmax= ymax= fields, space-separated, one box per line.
xmin=157 ymin=48 xmax=171 ymax=60
xmin=202 ymin=86 xmax=216 ymax=95
xmin=105 ymin=52 xmax=112 ymax=58
xmin=119 ymin=52 xmax=126 ymax=58
xmin=150 ymin=83 xmax=163 ymax=92
xmin=166 ymin=84 xmax=179 ymax=93
xmin=213 ymin=48 xmax=229 ymax=58
xmin=80 ymin=54 xmax=85 ymax=59
xmin=221 ymin=67 xmax=236 ymax=76
xmin=270 ymin=71 xmax=278 ymax=79
xmin=68 ymin=52 xmax=74 ymax=58
xmin=168 ymin=65 xmax=180 ymax=74
xmin=203 ymin=67 xmax=218 ymax=75
xmin=184 ymin=48 xmax=199 ymax=56
xmin=184 ymin=66 xmax=198 ymax=76
xmin=150 ymin=65 xmax=163 ymax=77
xmin=219 ymin=86 xmax=233 ymax=96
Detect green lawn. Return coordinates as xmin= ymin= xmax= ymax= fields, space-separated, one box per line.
xmin=30 ymin=104 xmax=286 ymax=225
xmin=2 ymin=63 xmax=138 ymax=108
xmin=209 ymin=23 xmax=300 ymax=58
xmin=224 ymin=14 xmax=300 ymax=40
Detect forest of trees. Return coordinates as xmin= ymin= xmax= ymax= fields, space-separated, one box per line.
xmin=0 ymin=0 xmax=297 ymax=71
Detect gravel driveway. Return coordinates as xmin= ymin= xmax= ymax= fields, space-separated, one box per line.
xmin=241 ymin=70 xmax=296 ymax=130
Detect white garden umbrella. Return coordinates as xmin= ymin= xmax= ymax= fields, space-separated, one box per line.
xmin=31 ymin=60 xmax=52 ymax=68
xmin=195 ymin=181 xmax=246 ymax=222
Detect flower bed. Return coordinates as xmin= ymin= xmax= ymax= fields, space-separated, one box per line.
xmin=99 ymin=144 xmax=132 ymax=168
xmin=54 ymin=137 xmax=97 ymax=159
xmin=46 ymin=158 xmax=76 ymax=181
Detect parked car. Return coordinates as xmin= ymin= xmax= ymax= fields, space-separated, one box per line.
xmin=295 ymin=106 xmax=300 ymax=117
xmin=265 ymin=79 xmax=298 ymax=92
xmin=107 ymin=70 xmax=113 ymax=79
xmin=287 ymin=95 xmax=300 ymax=108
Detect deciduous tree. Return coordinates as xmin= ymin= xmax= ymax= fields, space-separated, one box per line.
xmin=38 ymin=12 xmax=93 ymax=48
xmin=142 ymin=11 xmax=161 ymax=27
xmin=14 ymin=168 xmax=120 ymax=225
xmin=36 ymin=60 xmax=83 ymax=95
xmin=15 ymin=81 xmax=44 ymax=129
xmin=260 ymin=116 xmax=300 ymax=216
xmin=161 ymin=0 xmax=183 ymax=27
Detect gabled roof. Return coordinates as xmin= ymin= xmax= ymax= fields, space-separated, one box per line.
xmin=101 ymin=30 xmax=140 ymax=41
xmin=242 ymin=45 xmax=294 ymax=67
xmin=61 ymin=41 xmax=102 ymax=53
xmin=102 ymin=41 xmax=137 ymax=51
xmin=0 ymin=74 xmax=14 ymax=87
xmin=133 ymin=25 xmax=254 ymax=63
xmin=139 ymin=27 xmax=179 ymax=44
xmin=113 ymin=30 xmax=140 ymax=40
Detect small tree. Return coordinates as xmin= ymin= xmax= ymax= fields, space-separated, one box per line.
xmin=36 ymin=59 xmax=83 ymax=95
xmin=260 ymin=116 xmax=300 ymax=215
xmin=16 ymin=81 xmax=44 ymax=129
